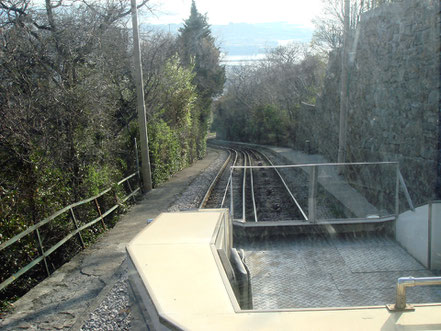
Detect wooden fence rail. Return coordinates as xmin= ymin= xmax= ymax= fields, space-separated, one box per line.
xmin=0 ymin=171 xmax=141 ymax=292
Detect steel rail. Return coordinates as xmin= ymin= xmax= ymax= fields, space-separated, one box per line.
xmin=199 ymin=148 xmax=233 ymax=208
xmin=261 ymin=150 xmax=308 ymax=221
xmin=254 ymin=149 xmax=308 ymax=221
xmin=226 ymin=150 xmax=241 ymax=210
xmin=221 ymin=149 xmax=239 ymax=208
xmin=244 ymin=150 xmax=258 ymax=222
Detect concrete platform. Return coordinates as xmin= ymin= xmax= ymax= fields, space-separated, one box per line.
xmin=124 ymin=209 xmax=441 ymax=331
xmin=0 ymin=148 xmax=222 ymax=330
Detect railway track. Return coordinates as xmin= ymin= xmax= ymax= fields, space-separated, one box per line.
xmin=200 ymin=147 xmax=233 ymax=209
xmin=201 ymin=143 xmax=307 ymax=222
xmin=244 ymin=148 xmax=307 ymax=222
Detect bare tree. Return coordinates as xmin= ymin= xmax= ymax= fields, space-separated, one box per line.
xmin=311 ymin=0 xmax=400 ymax=53
xmin=0 ymin=0 xmax=151 ymax=211
xmin=213 ymin=43 xmax=325 ymax=144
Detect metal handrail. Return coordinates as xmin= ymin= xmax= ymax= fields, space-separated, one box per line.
xmin=213 ymin=143 xmax=417 ymax=223
xmin=231 ymin=161 xmax=398 ymax=169
xmin=242 ymin=151 xmax=247 ymax=221
xmin=398 ymin=170 xmax=415 ymax=211
xmin=232 ymin=161 xmax=405 ymax=221
xmin=0 ymin=171 xmax=140 ymax=291
xmin=389 ymin=276 xmax=441 ymax=310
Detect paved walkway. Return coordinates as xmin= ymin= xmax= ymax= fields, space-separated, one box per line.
xmin=0 ymin=149 xmax=221 ymax=330
xmin=241 ymin=232 xmax=441 ymax=309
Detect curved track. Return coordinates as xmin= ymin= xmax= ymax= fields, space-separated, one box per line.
xmin=201 ymin=143 xmax=307 ymax=222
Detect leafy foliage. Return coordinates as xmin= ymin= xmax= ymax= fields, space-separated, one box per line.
xmin=147 ymin=56 xmax=198 ymax=185
xmin=0 ymin=0 xmax=224 ymax=310
xmin=177 ymin=0 xmax=225 ymax=160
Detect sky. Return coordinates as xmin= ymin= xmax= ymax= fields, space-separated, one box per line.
xmin=145 ymin=0 xmax=324 ymax=28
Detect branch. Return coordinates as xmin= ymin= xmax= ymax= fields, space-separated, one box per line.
xmin=32 ymin=22 xmax=51 ymax=31
xmin=0 ymin=1 xmax=27 ymax=16
xmin=73 ymin=0 xmax=150 ymax=64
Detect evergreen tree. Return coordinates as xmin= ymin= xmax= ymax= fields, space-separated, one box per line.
xmin=177 ymin=0 xmax=225 ymax=158
xmin=178 ymin=0 xmax=225 ymax=107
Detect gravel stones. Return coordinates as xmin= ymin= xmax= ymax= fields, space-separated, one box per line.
xmin=80 ymin=271 xmax=131 ymax=331
xmin=79 ymin=148 xmax=228 ymax=330
xmin=167 ymin=149 xmax=228 ymax=212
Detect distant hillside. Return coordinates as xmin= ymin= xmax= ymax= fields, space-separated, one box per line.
xmin=143 ymin=22 xmax=314 ymax=57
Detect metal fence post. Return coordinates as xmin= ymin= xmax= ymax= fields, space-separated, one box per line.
xmin=398 ymin=169 xmax=415 ymax=211
xmin=308 ymin=165 xmax=318 ymax=223
xmin=230 ymin=168 xmax=234 ymax=219
xmin=135 ymin=137 xmax=141 ymax=185
xmin=428 ymin=201 xmax=433 ymax=269
xmin=395 ymin=164 xmax=400 ymax=217
xmin=70 ymin=208 xmax=85 ymax=248
xmin=242 ymin=165 xmax=246 ymax=221
xmin=34 ymin=229 xmax=50 ymax=277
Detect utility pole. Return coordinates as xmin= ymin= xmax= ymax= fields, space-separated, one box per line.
xmin=338 ymin=0 xmax=350 ymax=164
xmin=131 ymin=0 xmax=152 ymax=192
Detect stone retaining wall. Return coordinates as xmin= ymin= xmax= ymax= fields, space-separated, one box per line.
xmin=297 ymin=0 xmax=440 ymax=205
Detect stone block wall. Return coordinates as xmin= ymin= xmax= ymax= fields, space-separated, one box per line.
xmin=299 ymin=0 xmax=440 ymax=205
